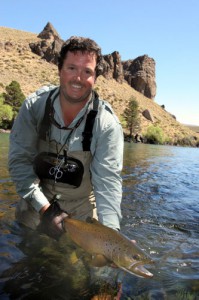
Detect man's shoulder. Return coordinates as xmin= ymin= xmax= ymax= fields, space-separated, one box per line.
xmin=25 ymin=85 xmax=58 ymax=105
xmin=98 ymin=98 xmax=113 ymax=113
xmin=97 ymin=98 xmax=120 ymax=125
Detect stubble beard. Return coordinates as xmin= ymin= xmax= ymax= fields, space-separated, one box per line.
xmin=60 ymin=85 xmax=93 ymax=105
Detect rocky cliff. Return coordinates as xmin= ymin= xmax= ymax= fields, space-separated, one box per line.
xmin=123 ymin=55 xmax=156 ymax=99
xmin=0 ymin=25 xmax=198 ymax=145
xmin=29 ymin=22 xmax=156 ymax=99
xmin=29 ymin=22 xmax=63 ymax=65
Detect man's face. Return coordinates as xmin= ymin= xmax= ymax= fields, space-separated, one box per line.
xmin=59 ymin=50 xmax=97 ymax=104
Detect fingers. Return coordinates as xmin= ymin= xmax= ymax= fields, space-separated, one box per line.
xmin=52 ymin=213 xmax=68 ymax=230
xmin=60 ymin=212 xmax=68 ymax=219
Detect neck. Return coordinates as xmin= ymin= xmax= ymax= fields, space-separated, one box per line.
xmin=60 ymin=95 xmax=92 ymax=127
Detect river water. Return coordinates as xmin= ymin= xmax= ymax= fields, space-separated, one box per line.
xmin=0 ymin=133 xmax=199 ymax=299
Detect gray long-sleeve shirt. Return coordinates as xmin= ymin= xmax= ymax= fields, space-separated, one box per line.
xmin=9 ymin=85 xmax=124 ymax=229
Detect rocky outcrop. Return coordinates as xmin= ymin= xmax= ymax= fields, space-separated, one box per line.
xmin=29 ymin=23 xmax=156 ymax=99
xmin=99 ymin=51 xmax=124 ymax=83
xmin=142 ymin=109 xmax=154 ymax=122
xmin=122 ymin=55 xmax=156 ymax=99
xmin=37 ymin=22 xmax=61 ymax=41
xmin=29 ymin=22 xmax=63 ymax=64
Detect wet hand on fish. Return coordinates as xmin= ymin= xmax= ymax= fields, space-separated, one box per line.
xmin=38 ymin=198 xmax=68 ymax=240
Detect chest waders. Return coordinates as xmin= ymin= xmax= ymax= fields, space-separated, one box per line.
xmin=16 ymin=89 xmax=104 ymax=229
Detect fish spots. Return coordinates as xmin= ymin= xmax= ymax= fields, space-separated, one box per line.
xmin=64 ymin=217 xmax=153 ymax=278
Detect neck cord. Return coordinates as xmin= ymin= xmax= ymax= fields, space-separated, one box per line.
xmin=57 ymin=115 xmax=85 ymax=156
xmin=50 ymin=90 xmax=95 ymax=157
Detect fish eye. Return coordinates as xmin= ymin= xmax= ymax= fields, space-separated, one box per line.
xmin=132 ymin=254 xmax=141 ymax=260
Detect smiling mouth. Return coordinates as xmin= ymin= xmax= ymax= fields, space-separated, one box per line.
xmin=71 ymin=84 xmax=81 ymax=89
xmin=70 ymin=81 xmax=83 ymax=89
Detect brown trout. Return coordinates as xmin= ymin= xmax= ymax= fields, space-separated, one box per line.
xmin=63 ymin=217 xmax=153 ymax=278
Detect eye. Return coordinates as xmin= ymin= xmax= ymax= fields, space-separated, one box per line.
xmin=63 ymin=65 xmax=76 ymax=72
xmin=84 ymin=69 xmax=94 ymax=76
xmin=132 ymin=254 xmax=141 ymax=260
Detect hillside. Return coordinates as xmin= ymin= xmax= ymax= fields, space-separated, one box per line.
xmin=0 ymin=26 xmax=198 ymax=144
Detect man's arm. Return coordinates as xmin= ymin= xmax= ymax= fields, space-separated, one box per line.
xmin=8 ymin=94 xmax=49 ymax=212
xmin=90 ymin=112 xmax=124 ymax=230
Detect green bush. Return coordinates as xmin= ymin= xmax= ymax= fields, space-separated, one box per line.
xmin=3 ymin=80 xmax=25 ymax=113
xmin=119 ymin=115 xmax=127 ymax=127
xmin=144 ymin=125 xmax=165 ymax=144
xmin=0 ymin=81 xmax=25 ymax=129
xmin=0 ymin=95 xmax=14 ymax=128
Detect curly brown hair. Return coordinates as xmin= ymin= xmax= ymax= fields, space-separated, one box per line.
xmin=58 ymin=36 xmax=103 ymax=77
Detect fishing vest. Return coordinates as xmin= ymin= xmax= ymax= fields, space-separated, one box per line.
xmin=33 ymin=88 xmax=102 ymax=188
xmin=16 ymin=88 xmax=114 ymax=227
xmin=39 ymin=87 xmax=99 ymax=151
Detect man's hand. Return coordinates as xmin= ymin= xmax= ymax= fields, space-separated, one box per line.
xmin=38 ymin=200 xmax=68 ymax=240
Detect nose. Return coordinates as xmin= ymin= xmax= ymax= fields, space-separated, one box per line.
xmin=75 ymin=71 xmax=81 ymax=80
xmin=73 ymin=69 xmax=83 ymax=81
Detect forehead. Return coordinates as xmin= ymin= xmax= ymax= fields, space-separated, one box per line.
xmin=64 ymin=50 xmax=97 ymax=65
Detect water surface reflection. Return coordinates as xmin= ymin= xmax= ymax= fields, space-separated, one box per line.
xmin=0 ymin=136 xmax=199 ymax=299
xmin=121 ymin=143 xmax=199 ymax=299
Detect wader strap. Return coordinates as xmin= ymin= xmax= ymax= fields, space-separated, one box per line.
xmin=82 ymin=97 xmax=99 ymax=151
xmin=39 ymin=89 xmax=103 ymax=151
xmin=39 ymin=88 xmax=59 ymax=140
xmin=82 ymin=94 xmax=114 ymax=151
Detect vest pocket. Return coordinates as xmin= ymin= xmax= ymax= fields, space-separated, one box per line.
xmin=34 ymin=152 xmax=84 ymax=187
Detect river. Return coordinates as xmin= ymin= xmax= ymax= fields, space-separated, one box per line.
xmin=0 ymin=134 xmax=199 ymax=299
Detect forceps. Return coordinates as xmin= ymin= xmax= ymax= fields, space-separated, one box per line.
xmin=49 ymin=158 xmax=64 ymax=181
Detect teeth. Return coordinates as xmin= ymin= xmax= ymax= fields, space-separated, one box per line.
xmin=72 ymin=84 xmax=81 ymax=89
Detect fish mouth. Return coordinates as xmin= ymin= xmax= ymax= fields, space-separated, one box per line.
xmin=128 ymin=261 xmax=154 ymax=278
xmin=133 ymin=264 xmax=154 ymax=278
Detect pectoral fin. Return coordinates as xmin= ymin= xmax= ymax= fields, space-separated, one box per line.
xmin=89 ymin=254 xmax=111 ymax=267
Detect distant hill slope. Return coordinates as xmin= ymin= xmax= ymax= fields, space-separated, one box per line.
xmin=0 ymin=26 xmax=198 ymax=143
xmin=184 ymin=124 xmax=199 ymax=133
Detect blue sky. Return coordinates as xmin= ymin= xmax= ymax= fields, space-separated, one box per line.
xmin=1 ymin=0 xmax=199 ymax=125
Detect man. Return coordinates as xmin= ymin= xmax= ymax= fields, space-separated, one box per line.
xmin=9 ymin=36 xmax=124 ymax=239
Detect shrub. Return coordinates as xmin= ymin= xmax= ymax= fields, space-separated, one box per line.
xmin=3 ymin=80 xmax=25 ymax=113
xmin=122 ymin=96 xmax=140 ymax=138
xmin=0 ymin=81 xmax=25 ymax=129
xmin=144 ymin=125 xmax=165 ymax=144
xmin=0 ymin=95 xmax=14 ymax=128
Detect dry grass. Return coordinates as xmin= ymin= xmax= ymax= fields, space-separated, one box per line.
xmin=0 ymin=26 xmax=198 ymax=143
xmin=0 ymin=27 xmax=59 ymax=95
xmin=0 ymin=26 xmax=39 ymax=42
xmin=95 ymin=77 xmax=198 ymax=141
